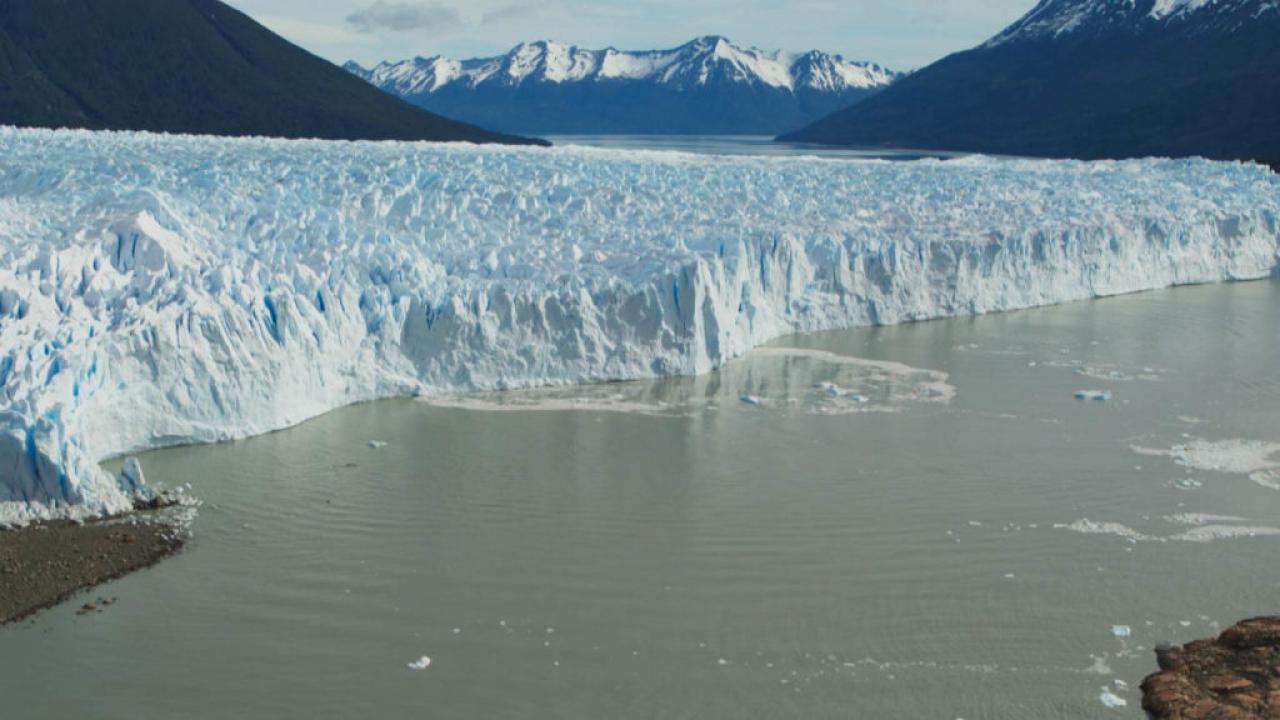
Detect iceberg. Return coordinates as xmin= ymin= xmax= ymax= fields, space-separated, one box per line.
xmin=0 ymin=127 xmax=1277 ymax=524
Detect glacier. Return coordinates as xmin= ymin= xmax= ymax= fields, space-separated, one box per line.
xmin=0 ymin=126 xmax=1277 ymax=525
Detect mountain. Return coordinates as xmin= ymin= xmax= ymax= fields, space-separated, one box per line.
xmin=780 ymin=0 xmax=1280 ymax=165
xmin=346 ymin=37 xmax=898 ymax=135
xmin=0 ymin=0 xmax=542 ymax=145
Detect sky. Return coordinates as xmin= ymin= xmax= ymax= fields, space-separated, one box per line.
xmin=224 ymin=0 xmax=1039 ymax=71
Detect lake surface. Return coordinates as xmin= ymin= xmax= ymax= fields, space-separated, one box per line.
xmin=546 ymin=134 xmax=970 ymax=160
xmin=3 ymin=279 xmax=1280 ymax=719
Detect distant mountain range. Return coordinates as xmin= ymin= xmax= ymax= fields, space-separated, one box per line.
xmin=346 ymin=37 xmax=899 ymax=135
xmin=782 ymin=0 xmax=1280 ymax=165
xmin=0 ymin=0 xmax=541 ymax=145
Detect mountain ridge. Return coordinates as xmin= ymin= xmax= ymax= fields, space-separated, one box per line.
xmin=348 ymin=37 xmax=899 ymax=135
xmin=780 ymin=0 xmax=1280 ymax=165
xmin=0 ymin=0 xmax=542 ymax=145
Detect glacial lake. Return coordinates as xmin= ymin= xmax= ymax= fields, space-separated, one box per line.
xmin=545 ymin=133 xmax=971 ymax=160
xmin=2 ymin=279 xmax=1279 ymax=718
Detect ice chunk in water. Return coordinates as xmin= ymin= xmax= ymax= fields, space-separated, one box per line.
xmin=1134 ymin=439 xmax=1280 ymax=474
xmin=1251 ymin=470 xmax=1280 ymax=491
xmin=407 ymin=656 xmax=431 ymax=670
xmin=1099 ymin=690 xmax=1127 ymax=708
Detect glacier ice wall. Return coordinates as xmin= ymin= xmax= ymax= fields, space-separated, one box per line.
xmin=0 ymin=127 xmax=1277 ymax=524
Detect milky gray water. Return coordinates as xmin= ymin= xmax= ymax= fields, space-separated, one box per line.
xmin=3 ymin=279 xmax=1280 ymax=719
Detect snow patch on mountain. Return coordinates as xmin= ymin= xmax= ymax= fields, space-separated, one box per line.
xmin=1 ymin=127 xmax=1277 ymax=525
xmin=987 ymin=0 xmax=1279 ymax=45
xmin=346 ymin=37 xmax=897 ymax=96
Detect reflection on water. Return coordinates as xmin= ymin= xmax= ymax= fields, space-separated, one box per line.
xmin=2 ymin=280 xmax=1279 ymax=720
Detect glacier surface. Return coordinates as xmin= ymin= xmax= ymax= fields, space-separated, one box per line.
xmin=0 ymin=127 xmax=1277 ymax=525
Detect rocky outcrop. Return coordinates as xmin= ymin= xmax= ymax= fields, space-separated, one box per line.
xmin=1142 ymin=617 xmax=1280 ymax=719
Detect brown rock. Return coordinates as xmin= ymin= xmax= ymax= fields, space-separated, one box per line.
xmin=1187 ymin=699 xmax=1223 ymax=720
xmin=1145 ymin=618 xmax=1280 ymax=720
xmin=1209 ymin=676 xmax=1256 ymax=693
xmin=1149 ymin=687 xmax=1186 ymax=708
xmin=1221 ymin=619 xmax=1280 ymax=650
xmin=1158 ymin=644 xmax=1185 ymax=670
xmin=1233 ymin=692 xmax=1265 ymax=712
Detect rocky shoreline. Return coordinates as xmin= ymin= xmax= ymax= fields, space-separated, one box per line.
xmin=0 ymin=501 xmax=188 ymax=626
xmin=1142 ymin=617 xmax=1280 ymax=719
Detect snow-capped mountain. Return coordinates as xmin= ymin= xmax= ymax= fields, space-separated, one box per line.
xmin=345 ymin=37 xmax=898 ymax=135
xmin=783 ymin=0 xmax=1280 ymax=165
xmin=987 ymin=0 xmax=1280 ymax=44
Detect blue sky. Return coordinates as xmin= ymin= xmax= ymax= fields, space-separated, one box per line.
xmin=225 ymin=0 xmax=1038 ymax=70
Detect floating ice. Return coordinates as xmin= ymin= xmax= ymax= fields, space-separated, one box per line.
xmin=1169 ymin=525 xmax=1280 ymax=543
xmin=815 ymin=382 xmax=844 ymax=397
xmin=1075 ymin=390 xmax=1113 ymax=401
xmin=1111 ymin=625 xmax=1131 ymax=638
xmin=1133 ymin=439 xmax=1280 ymax=475
xmin=752 ymin=348 xmax=956 ymax=415
xmin=1058 ymin=516 xmax=1280 ymax=544
xmin=424 ymin=347 xmax=953 ymax=417
xmin=1057 ymin=361 xmax=1165 ymax=383
xmin=1056 ymin=519 xmax=1157 ymax=543
xmin=1 ymin=127 xmax=1277 ymax=523
xmin=1163 ymin=513 xmax=1250 ymax=526
xmin=407 ymin=656 xmax=432 ymax=670
xmin=368 ymin=440 xmax=389 ymax=449
xmin=1251 ymin=470 xmax=1280 ymax=491
xmin=1099 ymin=690 xmax=1128 ymax=709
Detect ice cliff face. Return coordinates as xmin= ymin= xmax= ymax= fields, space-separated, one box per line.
xmin=0 ymin=127 xmax=1277 ymax=525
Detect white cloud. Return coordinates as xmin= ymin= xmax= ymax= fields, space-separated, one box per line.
xmin=346 ymin=1 xmax=465 ymax=33
xmin=227 ymin=0 xmax=1038 ymax=70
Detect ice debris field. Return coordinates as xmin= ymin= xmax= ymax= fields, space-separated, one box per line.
xmin=0 ymin=127 xmax=1277 ymax=524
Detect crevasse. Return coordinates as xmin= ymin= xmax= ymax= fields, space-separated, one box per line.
xmin=0 ymin=127 xmax=1277 ymax=525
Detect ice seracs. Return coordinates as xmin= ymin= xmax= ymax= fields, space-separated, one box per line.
xmin=0 ymin=127 xmax=1277 ymax=525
